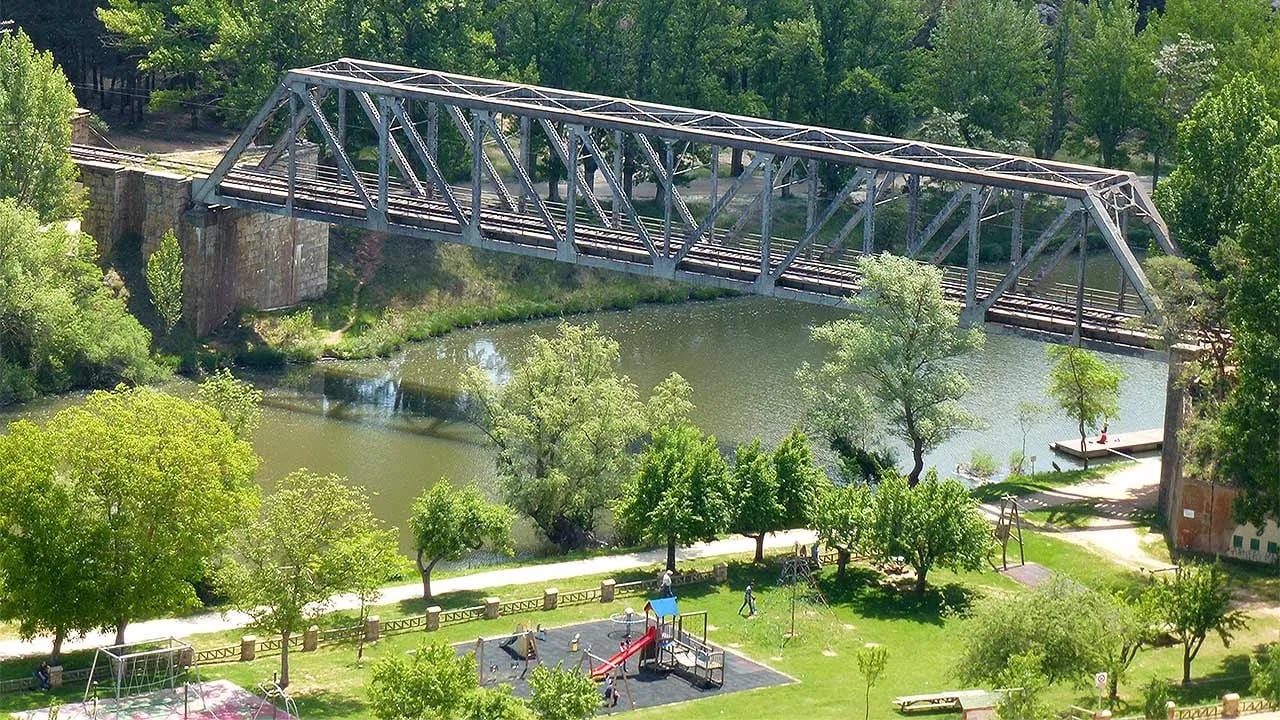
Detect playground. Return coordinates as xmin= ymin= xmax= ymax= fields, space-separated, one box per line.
xmin=14 ymin=679 xmax=297 ymax=720
xmin=455 ymin=597 xmax=793 ymax=712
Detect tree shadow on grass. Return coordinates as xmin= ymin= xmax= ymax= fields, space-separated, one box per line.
xmin=819 ymin=568 xmax=977 ymax=626
xmin=292 ymin=687 xmax=367 ymax=719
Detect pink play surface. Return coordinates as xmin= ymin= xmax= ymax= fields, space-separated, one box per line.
xmin=16 ymin=679 xmax=296 ymax=720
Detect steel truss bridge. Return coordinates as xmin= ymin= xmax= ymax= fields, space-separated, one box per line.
xmin=193 ymin=58 xmax=1178 ymax=350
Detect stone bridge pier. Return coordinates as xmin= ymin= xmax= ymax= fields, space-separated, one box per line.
xmin=75 ymin=153 xmax=328 ymax=335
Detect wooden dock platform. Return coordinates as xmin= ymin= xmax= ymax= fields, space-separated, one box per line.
xmin=1050 ymin=428 xmax=1163 ymax=460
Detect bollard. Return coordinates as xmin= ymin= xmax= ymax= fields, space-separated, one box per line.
xmin=544 ymin=588 xmax=559 ymax=611
xmin=48 ymin=666 xmax=63 ymax=689
xmin=484 ymin=597 xmax=500 ymax=620
xmin=426 ymin=606 xmax=442 ymax=632
xmin=1093 ymin=711 xmax=1112 ymax=720
xmin=714 ymin=562 xmax=728 ymax=584
xmin=303 ymin=625 xmax=319 ymax=651
xmin=1222 ymin=693 xmax=1240 ymax=718
xmin=240 ymin=635 xmax=257 ymax=662
xmin=365 ymin=615 xmax=381 ymax=642
xmin=601 ymin=579 xmax=616 ymax=603
xmin=1166 ymin=701 xmax=1176 ymax=720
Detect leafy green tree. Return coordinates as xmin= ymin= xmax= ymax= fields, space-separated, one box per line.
xmin=0 ymin=30 xmax=83 ymax=222
xmin=867 ymin=471 xmax=992 ymax=595
xmin=924 ymin=0 xmax=1047 ymax=143
xmin=856 ymin=642 xmax=888 ymax=720
xmin=994 ymin=652 xmax=1051 ymax=720
xmin=1035 ymin=0 xmax=1083 ymax=158
xmin=807 ymin=253 xmax=983 ymax=485
xmin=1251 ymin=644 xmax=1280 ymax=708
xmin=1217 ymin=144 xmax=1280 ymax=527
xmin=145 ymin=229 xmax=184 ymax=333
xmin=196 ymin=368 xmax=264 ymax=440
xmin=222 ymin=470 xmax=398 ymax=687
xmin=0 ymin=200 xmax=160 ymax=404
xmin=1071 ymin=1 xmax=1152 ymax=167
xmin=729 ymin=439 xmax=782 ymax=563
xmin=0 ymin=421 xmax=106 ymax=662
xmin=1046 ymin=345 xmax=1124 ymax=468
xmin=644 ymin=372 xmax=696 ymax=434
xmin=813 ymin=482 xmax=873 ymax=578
xmin=772 ymin=428 xmax=824 ymax=527
xmin=408 ymin=482 xmax=514 ymax=600
xmin=527 ymin=664 xmax=599 ymax=720
xmin=616 ymin=425 xmax=733 ymax=571
xmin=39 ymin=386 xmax=259 ymax=644
xmin=368 ymin=642 xmax=533 ymax=720
xmin=1144 ymin=34 xmax=1218 ymax=186
xmin=1145 ymin=563 xmax=1246 ymax=685
xmin=461 ymin=323 xmax=644 ymax=550
xmin=1142 ymin=256 xmax=1232 ymax=397
xmin=1153 ymin=74 xmax=1279 ymax=272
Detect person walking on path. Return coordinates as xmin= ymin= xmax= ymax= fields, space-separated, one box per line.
xmin=660 ymin=569 xmax=673 ymax=597
xmin=739 ymin=583 xmax=756 ymax=617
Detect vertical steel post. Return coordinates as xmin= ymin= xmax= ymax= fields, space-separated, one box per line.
xmin=662 ymin=139 xmax=674 ymax=256
xmin=286 ymin=88 xmax=298 ymax=214
xmin=805 ymin=159 xmax=818 ymax=231
xmin=1011 ymin=191 xmax=1025 ymax=264
xmin=760 ymin=156 xmax=774 ymax=279
xmin=863 ymin=169 xmax=877 ymax=255
xmin=1075 ymin=213 xmax=1088 ymax=344
xmin=709 ymin=145 xmax=720 ymax=241
xmin=907 ymin=174 xmax=920 ymax=251
xmin=1117 ymin=210 xmax=1130 ymax=312
xmin=519 ymin=116 xmax=531 ymax=214
xmin=612 ymin=131 xmax=624 ymax=229
xmin=471 ymin=110 xmax=484 ymax=237
xmin=377 ymin=95 xmax=390 ymax=218
xmin=336 ymin=88 xmax=346 ymax=182
xmin=966 ymin=184 xmax=980 ymax=309
xmin=565 ymin=125 xmax=579 ymax=258
xmin=426 ymin=102 xmax=439 ymax=199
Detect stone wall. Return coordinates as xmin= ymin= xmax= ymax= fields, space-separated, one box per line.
xmin=75 ymin=158 xmax=329 ymax=335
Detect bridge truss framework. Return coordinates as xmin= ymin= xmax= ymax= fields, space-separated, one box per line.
xmin=194 ymin=58 xmax=1177 ymax=349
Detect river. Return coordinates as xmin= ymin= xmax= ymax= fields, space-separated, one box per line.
xmin=0 ymin=296 xmax=1169 ymax=556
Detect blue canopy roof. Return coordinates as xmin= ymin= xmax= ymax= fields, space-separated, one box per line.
xmin=645 ymin=597 xmax=679 ymax=618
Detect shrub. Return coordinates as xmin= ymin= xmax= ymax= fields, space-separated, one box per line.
xmin=1143 ymin=676 xmax=1173 ymax=720
xmin=967 ymin=449 xmax=1000 ymax=479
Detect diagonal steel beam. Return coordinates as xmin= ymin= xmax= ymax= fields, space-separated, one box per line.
xmin=389 ymin=99 xmax=468 ymax=228
xmin=1030 ymin=218 xmax=1086 ymax=291
xmin=633 ymin=134 xmax=698 ymax=232
xmin=354 ymin=91 xmax=425 ymax=197
xmin=538 ymin=118 xmax=609 ymax=225
xmin=979 ymin=203 xmax=1080 ymax=313
xmin=673 ymin=153 xmax=769 ymax=265
xmin=295 ymin=84 xmax=373 ymax=210
xmin=1083 ymin=192 xmax=1156 ymax=312
xmin=446 ymin=105 xmax=517 ymax=212
xmin=575 ymin=128 xmax=657 ymax=258
xmin=930 ymin=188 xmax=993 ymax=265
xmin=194 ymin=82 xmax=288 ymax=205
xmin=726 ymin=155 xmax=800 ymax=239
xmin=483 ymin=114 xmax=563 ymax=247
xmin=909 ymin=187 xmax=968 ymax=257
xmin=825 ymin=169 xmax=897 ymax=257
xmin=770 ymin=169 xmax=870 ymax=279
xmin=259 ymin=87 xmax=329 ymax=171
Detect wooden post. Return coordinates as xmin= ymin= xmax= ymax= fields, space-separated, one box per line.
xmin=714 ymin=563 xmax=728 ymax=584
xmin=544 ymin=588 xmax=559 ymax=611
xmin=601 ymin=579 xmax=616 ymax=603
xmin=303 ymin=625 xmax=319 ymax=651
xmin=1166 ymin=701 xmax=1176 ymax=720
xmin=1222 ymin=693 xmax=1240 ymax=718
xmin=426 ymin=606 xmax=442 ymax=632
xmin=365 ymin=615 xmax=381 ymax=642
xmin=49 ymin=666 xmax=64 ymax=689
xmin=484 ymin=597 xmax=500 ymax=620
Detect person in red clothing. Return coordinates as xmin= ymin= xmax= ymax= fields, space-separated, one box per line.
xmin=1099 ymin=423 xmax=1109 ymax=445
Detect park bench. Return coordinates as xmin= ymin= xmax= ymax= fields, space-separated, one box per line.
xmin=892 ymin=689 xmax=989 ymax=712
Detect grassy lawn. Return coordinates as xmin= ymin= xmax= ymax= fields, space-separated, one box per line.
xmin=3 ymin=529 xmax=1276 ymax=720
xmin=969 ymin=465 xmax=1117 ymax=504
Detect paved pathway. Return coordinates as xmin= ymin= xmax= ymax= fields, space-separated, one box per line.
xmin=0 ymin=529 xmax=815 ymax=660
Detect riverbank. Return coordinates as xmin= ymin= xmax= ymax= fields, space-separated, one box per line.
xmin=234 ymin=233 xmax=735 ymax=365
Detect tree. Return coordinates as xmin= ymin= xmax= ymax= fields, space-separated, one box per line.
xmin=866 ymin=471 xmax=992 ymax=595
xmin=1217 ymin=144 xmax=1280 ymax=527
xmin=145 ymin=229 xmax=184 ymax=333
xmin=1045 ymin=345 xmax=1124 ymax=468
xmin=729 ymin=439 xmax=782 ymax=563
xmin=924 ymin=0 xmax=1047 ymax=143
xmin=408 ymin=482 xmax=514 ymax=600
xmin=995 ymin=652 xmax=1051 ymax=720
xmin=367 ymin=642 xmax=533 ymax=720
xmin=0 ymin=421 xmax=107 ymax=662
xmin=1011 ymin=401 xmax=1045 ymax=474
xmin=1251 ymin=644 xmax=1280 ymax=708
xmin=527 ymin=663 xmax=599 ymax=720
xmin=616 ymin=425 xmax=733 ymax=571
xmin=1142 ymin=256 xmax=1232 ymax=398
xmin=0 ymin=30 xmax=83 ymax=222
xmin=1071 ymin=1 xmax=1152 ymax=167
xmin=1035 ymin=0 xmax=1083 ymax=159
xmin=0 ymin=200 xmax=161 ymax=404
xmin=807 ymin=254 xmax=983 ymax=485
xmin=772 ymin=428 xmax=824 ymax=528
xmin=1145 ymin=563 xmax=1246 ymax=685
xmin=461 ymin=323 xmax=645 ymax=550
xmin=222 ymin=470 xmax=398 ymax=687
xmin=1153 ymin=74 xmax=1279 ymax=272
xmin=812 ymin=482 xmax=873 ymax=578
xmin=856 ymin=643 xmax=888 ymax=720
xmin=196 ymin=368 xmax=263 ymax=440
xmin=1144 ymin=34 xmax=1218 ymax=187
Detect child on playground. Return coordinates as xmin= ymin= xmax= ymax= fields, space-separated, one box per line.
xmin=739 ymin=583 xmax=756 ymax=617
xmin=602 ymin=674 xmax=620 ymax=709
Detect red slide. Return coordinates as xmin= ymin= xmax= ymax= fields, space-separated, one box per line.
xmin=590 ymin=626 xmax=657 ymax=680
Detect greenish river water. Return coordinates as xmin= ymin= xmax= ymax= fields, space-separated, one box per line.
xmin=1 ymin=296 xmax=1169 ymax=557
